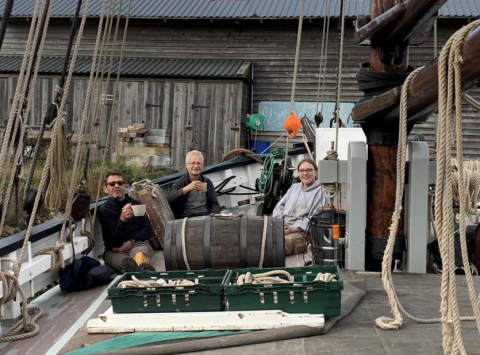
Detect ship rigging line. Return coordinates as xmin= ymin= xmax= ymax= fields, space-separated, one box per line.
xmin=322 ymin=0 xmax=346 ymax=201
xmin=315 ymin=0 xmax=331 ymax=114
xmin=376 ymin=20 xmax=480 ymax=355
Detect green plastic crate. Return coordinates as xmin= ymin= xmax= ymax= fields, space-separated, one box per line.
xmin=224 ymin=265 xmax=343 ymax=317
xmin=108 ymin=269 xmax=230 ymax=313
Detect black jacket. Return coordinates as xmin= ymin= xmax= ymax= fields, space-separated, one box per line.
xmin=167 ymin=172 xmax=221 ymax=219
xmin=97 ymin=196 xmax=153 ymax=253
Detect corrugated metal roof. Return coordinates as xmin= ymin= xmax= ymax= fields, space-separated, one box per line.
xmin=0 ymin=0 xmax=478 ymax=19
xmin=0 ymin=56 xmax=249 ymax=78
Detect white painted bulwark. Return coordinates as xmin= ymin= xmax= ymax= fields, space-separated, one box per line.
xmin=17 ymin=236 xmax=89 ymax=285
xmin=87 ymin=308 xmax=325 ymax=333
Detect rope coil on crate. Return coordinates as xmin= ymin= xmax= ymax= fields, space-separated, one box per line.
xmin=132 ymin=179 xmax=159 ymax=198
xmin=235 ymin=270 xmax=337 ymax=285
xmin=236 ymin=270 xmax=293 ymax=285
xmin=117 ymin=275 xmax=194 ymax=289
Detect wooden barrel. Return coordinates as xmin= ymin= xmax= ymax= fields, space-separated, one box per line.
xmin=164 ymin=215 xmax=285 ymax=270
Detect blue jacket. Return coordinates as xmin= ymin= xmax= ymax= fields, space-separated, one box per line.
xmin=167 ymin=172 xmax=221 ymax=219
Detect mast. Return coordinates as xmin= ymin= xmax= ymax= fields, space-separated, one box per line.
xmin=356 ymin=0 xmax=451 ymax=269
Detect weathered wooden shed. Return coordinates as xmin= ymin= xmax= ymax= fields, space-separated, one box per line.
xmin=0 ymin=0 xmax=479 ymax=161
xmin=0 ymin=57 xmax=251 ymax=169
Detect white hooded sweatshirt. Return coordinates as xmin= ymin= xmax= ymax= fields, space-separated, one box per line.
xmin=272 ymin=180 xmax=326 ymax=233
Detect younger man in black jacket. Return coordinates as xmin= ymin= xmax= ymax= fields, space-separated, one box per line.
xmin=98 ymin=170 xmax=156 ymax=273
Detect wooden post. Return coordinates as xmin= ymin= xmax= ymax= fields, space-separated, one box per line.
xmin=365 ymin=0 xmax=407 ymax=268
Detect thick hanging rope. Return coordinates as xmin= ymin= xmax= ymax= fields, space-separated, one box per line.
xmin=451 ymin=159 xmax=480 ymax=224
xmin=35 ymin=0 xmax=99 ymax=270
xmin=376 ymin=22 xmax=480 ymax=355
xmin=0 ymin=0 xmax=49 ymax=237
xmin=0 ymin=0 xmax=51 ymax=342
xmin=44 ymin=118 xmax=67 ymax=217
xmin=375 ymin=66 xmax=425 ymax=331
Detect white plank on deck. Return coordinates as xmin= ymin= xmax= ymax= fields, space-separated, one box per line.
xmin=87 ymin=308 xmax=324 ymax=333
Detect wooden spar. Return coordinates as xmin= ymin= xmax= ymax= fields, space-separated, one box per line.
xmin=353 ymin=23 xmax=480 ymax=125
xmin=355 ymin=0 xmax=448 ymax=46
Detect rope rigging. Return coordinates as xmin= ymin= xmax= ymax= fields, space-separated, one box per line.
xmin=0 ymin=0 xmax=119 ymax=342
xmin=322 ymin=0 xmax=346 ymax=201
xmin=0 ymin=0 xmax=54 ymax=342
xmin=315 ymin=0 xmax=332 ymax=120
xmin=376 ymin=21 xmax=480 ymax=355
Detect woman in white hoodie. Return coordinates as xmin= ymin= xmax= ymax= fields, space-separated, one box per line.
xmin=273 ymin=158 xmax=326 ymax=255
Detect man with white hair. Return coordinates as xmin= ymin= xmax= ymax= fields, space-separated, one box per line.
xmin=167 ymin=150 xmax=221 ymax=219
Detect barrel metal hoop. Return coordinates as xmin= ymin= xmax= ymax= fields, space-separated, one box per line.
xmin=176 ymin=218 xmax=185 ymax=270
xmin=204 ymin=216 xmax=212 ymax=268
xmin=240 ymin=215 xmax=248 ymax=268
xmin=267 ymin=215 xmax=274 ymax=267
xmin=164 ymin=220 xmax=173 ymax=270
xmin=276 ymin=217 xmax=285 ymax=267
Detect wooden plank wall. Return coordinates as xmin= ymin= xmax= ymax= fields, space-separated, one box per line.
xmin=1 ymin=18 xmax=479 ymax=159
xmin=0 ymin=76 xmax=247 ymax=170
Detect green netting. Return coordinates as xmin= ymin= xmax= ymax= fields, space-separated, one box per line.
xmin=64 ymin=330 xmax=245 ymax=355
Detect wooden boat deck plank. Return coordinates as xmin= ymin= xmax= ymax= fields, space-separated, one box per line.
xmin=58 ymin=299 xmax=117 ymax=355
xmin=0 ymin=284 xmax=108 ymax=355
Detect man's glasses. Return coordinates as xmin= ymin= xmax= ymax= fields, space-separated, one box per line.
xmin=187 ymin=162 xmax=203 ymax=166
xmin=106 ymin=181 xmax=125 ymax=187
xmin=298 ymin=168 xmax=314 ymax=173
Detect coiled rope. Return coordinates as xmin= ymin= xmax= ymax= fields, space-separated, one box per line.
xmin=117 ymin=275 xmax=194 ymax=289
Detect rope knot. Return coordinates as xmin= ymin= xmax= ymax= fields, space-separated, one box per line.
xmin=34 ymin=240 xmax=65 ymax=271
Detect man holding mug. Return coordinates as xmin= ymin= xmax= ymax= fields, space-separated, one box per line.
xmin=98 ymin=170 xmax=156 ymax=273
xmin=167 ymin=150 xmax=221 ymax=219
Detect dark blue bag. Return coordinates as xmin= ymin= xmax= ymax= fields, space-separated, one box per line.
xmin=59 ymin=256 xmax=114 ymax=292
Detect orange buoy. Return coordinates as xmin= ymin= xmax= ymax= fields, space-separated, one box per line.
xmin=284 ymin=112 xmax=301 ymax=138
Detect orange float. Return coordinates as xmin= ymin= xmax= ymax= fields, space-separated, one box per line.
xmin=284 ymin=112 xmax=301 ymax=138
